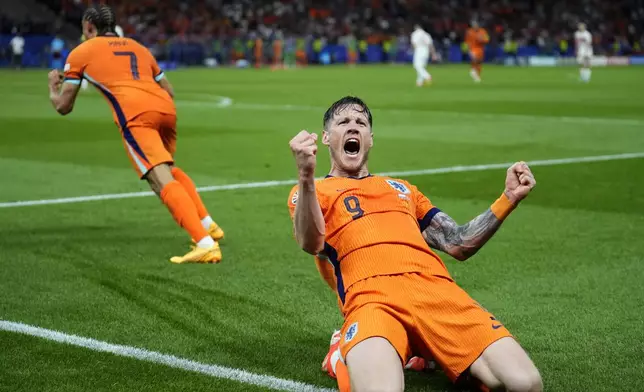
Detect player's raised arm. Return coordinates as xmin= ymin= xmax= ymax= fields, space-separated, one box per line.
xmin=422 ymin=162 xmax=536 ymax=261
xmin=48 ymin=69 xmax=80 ymax=115
xmin=289 ymin=130 xmax=325 ymax=255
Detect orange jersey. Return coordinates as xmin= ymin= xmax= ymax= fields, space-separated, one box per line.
xmin=64 ymin=36 xmax=175 ymax=128
xmin=288 ymin=175 xmax=451 ymax=305
xmin=465 ymin=28 xmax=489 ymax=51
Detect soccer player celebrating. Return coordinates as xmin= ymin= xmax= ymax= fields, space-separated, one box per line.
xmin=465 ymin=21 xmax=489 ymax=83
xmin=287 ymin=96 xmax=542 ymax=392
xmin=410 ymin=24 xmax=436 ymax=86
xmin=575 ymin=23 xmax=593 ymax=83
xmin=47 ymin=5 xmax=224 ymax=264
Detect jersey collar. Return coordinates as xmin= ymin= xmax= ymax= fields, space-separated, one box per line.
xmin=325 ymin=174 xmax=373 ymax=180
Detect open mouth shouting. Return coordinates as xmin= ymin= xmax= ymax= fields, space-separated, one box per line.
xmin=344 ymin=137 xmax=360 ymax=157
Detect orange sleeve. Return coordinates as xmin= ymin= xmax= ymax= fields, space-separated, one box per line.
xmin=287 ymin=185 xmax=299 ymax=220
xmin=411 ymin=184 xmax=441 ymax=232
xmin=287 ymin=182 xmax=329 ymax=220
xmin=63 ymin=45 xmax=89 ymax=84
xmin=146 ymin=48 xmax=165 ymax=82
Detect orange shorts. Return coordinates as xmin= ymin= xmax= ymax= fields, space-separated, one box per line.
xmin=470 ymin=49 xmax=484 ymax=62
xmin=121 ymin=111 xmax=177 ymax=178
xmin=338 ymin=273 xmax=511 ymax=382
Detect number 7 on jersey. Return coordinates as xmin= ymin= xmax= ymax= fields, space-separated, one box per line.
xmin=113 ymin=51 xmax=140 ymax=80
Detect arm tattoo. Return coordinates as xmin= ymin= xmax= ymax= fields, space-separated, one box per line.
xmin=422 ymin=210 xmax=502 ymax=261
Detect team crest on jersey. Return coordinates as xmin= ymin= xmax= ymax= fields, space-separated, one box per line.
xmin=291 ymin=191 xmax=298 ymax=205
xmin=386 ymin=180 xmax=410 ymax=194
xmin=345 ymin=322 xmax=359 ymax=343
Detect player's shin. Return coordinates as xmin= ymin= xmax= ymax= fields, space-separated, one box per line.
xmin=470 ymin=66 xmax=481 ymax=82
xmin=160 ymin=180 xmax=213 ymax=246
xmin=580 ymin=67 xmax=591 ymax=82
xmin=171 ymin=166 xmax=224 ymax=238
xmin=171 ymin=167 xmax=209 ymax=219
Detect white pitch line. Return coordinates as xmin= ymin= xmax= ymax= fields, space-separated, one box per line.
xmin=1 ymin=152 xmax=643 ymax=209
xmin=210 ymin=102 xmax=644 ymax=127
xmin=172 ymin=94 xmax=644 ymax=126
xmin=176 ymin=94 xmax=233 ymax=108
xmin=0 ymin=320 xmax=335 ymax=392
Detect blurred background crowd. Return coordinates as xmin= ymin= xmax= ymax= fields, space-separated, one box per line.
xmin=1 ymin=0 xmax=644 ymax=68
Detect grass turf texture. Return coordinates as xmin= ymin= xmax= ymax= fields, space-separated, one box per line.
xmin=0 ymin=64 xmax=643 ymax=391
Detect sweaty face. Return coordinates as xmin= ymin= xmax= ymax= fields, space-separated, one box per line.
xmin=323 ymin=104 xmax=373 ymax=175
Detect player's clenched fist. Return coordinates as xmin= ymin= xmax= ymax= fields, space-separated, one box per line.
xmin=504 ymin=161 xmax=536 ymax=204
xmin=48 ymin=69 xmax=63 ymax=90
xmin=289 ymin=130 xmax=318 ymax=179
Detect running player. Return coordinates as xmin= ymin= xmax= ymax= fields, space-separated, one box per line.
xmin=410 ymin=24 xmax=436 ymax=86
xmin=575 ymin=23 xmax=593 ymax=83
xmin=47 ymin=5 xmax=224 ymax=264
xmin=287 ymin=96 xmax=542 ymax=391
xmin=465 ymin=21 xmax=489 ymax=83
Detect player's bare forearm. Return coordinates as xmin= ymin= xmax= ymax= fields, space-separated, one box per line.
xmin=424 ymin=162 xmax=535 ymax=261
xmin=422 ymin=210 xmax=502 ymax=261
xmin=49 ymin=81 xmax=78 ymax=115
xmin=49 ymin=86 xmax=72 ymax=115
xmin=159 ymin=78 xmax=174 ymax=98
xmin=293 ymin=177 xmax=325 ymax=255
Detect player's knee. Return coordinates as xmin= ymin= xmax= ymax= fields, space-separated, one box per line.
xmin=479 ymin=374 xmax=503 ymax=390
xmin=503 ymin=367 xmax=542 ymax=392
xmin=346 ymin=359 xmax=403 ymax=392
xmin=469 ymin=358 xmax=503 ymax=389
xmin=146 ymin=163 xmax=174 ymax=195
xmin=346 ymin=338 xmax=404 ymax=392
xmin=352 ymin=377 xmax=402 ymax=392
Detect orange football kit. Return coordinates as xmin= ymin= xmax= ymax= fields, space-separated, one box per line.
xmin=465 ymin=27 xmax=489 ymax=77
xmin=289 ymin=175 xmax=511 ymax=382
xmin=64 ymin=36 xmax=176 ymax=178
xmin=62 ymin=36 xmax=224 ymax=260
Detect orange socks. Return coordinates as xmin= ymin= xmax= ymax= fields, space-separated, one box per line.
xmin=336 ymin=360 xmax=351 ymax=392
xmin=160 ymin=180 xmax=209 ymax=242
xmin=171 ymin=167 xmax=209 ymax=220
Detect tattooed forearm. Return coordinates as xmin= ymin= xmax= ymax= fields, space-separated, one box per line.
xmin=422 ymin=210 xmax=502 ymax=261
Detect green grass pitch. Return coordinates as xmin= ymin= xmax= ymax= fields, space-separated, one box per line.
xmin=0 ymin=64 xmax=643 ymax=392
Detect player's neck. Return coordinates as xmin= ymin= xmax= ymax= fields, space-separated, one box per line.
xmin=328 ymin=164 xmax=370 ymax=179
